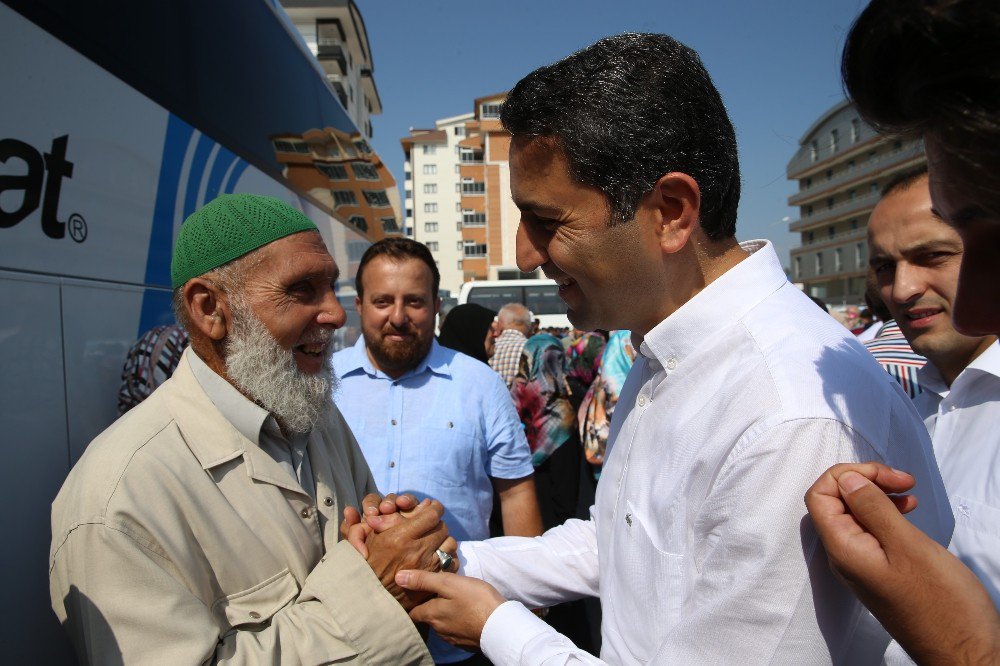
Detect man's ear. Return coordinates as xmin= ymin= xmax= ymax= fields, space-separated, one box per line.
xmin=183 ymin=278 xmax=231 ymax=341
xmin=647 ymin=172 xmax=702 ymax=255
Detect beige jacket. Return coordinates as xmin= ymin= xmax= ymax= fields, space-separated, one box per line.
xmin=50 ymin=350 xmax=432 ymax=665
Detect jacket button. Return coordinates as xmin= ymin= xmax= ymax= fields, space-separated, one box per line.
xmin=323 ymin=496 xmax=334 ymax=506
xmin=301 ymin=508 xmax=311 ymax=519
xmin=249 ymin=611 xmax=261 ymax=620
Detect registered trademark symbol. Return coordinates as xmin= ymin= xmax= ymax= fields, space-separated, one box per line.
xmin=68 ymin=213 xmax=87 ymax=243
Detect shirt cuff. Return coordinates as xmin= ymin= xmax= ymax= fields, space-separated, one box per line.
xmin=457 ymin=540 xmax=482 ymax=579
xmin=480 ymin=600 xmax=557 ymax=665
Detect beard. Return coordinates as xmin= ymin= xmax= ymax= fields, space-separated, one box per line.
xmin=224 ymin=301 xmax=337 ymax=434
xmin=362 ymin=323 xmax=433 ymax=376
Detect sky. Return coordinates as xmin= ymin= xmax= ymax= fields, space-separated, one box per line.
xmin=355 ymin=0 xmax=870 ymax=269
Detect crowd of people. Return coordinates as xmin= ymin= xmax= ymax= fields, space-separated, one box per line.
xmin=48 ymin=0 xmax=998 ymax=663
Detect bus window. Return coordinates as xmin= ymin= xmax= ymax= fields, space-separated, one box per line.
xmin=466 ymin=285 xmax=522 ymax=312
xmin=525 ymin=284 xmax=567 ymax=315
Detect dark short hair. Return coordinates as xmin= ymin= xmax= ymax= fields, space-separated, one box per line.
xmin=501 ymin=33 xmax=741 ymax=240
xmin=880 ymin=166 xmax=929 ymax=198
xmin=843 ymin=0 xmax=1000 ymax=214
xmin=864 ymin=270 xmax=893 ymax=322
xmin=355 ymin=237 xmax=440 ymax=299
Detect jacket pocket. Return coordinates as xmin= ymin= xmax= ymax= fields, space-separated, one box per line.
xmin=214 ymin=568 xmax=299 ymax=629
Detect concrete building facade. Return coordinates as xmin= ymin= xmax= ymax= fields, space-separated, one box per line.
xmin=402 ymin=93 xmax=540 ymax=296
xmin=787 ymin=100 xmax=925 ymax=305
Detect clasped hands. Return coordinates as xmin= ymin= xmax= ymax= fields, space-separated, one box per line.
xmin=339 ymin=493 xmax=506 ymax=650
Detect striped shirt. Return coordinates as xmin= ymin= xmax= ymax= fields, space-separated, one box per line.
xmin=865 ymin=320 xmax=926 ymax=398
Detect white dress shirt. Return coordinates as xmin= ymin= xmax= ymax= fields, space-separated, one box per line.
xmin=915 ymin=341 xmax=1000 ymax=604
xmin=459 ymin=240 xmax=953 ymax=665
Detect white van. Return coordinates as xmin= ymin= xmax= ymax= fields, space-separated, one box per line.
xmin=457 ymin=279 xmax=571 ymax=330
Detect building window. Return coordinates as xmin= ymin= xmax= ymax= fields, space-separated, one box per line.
xmin=424 ymin=222 xmax=439 ymax=233
xmin=848 ymin=189 xmax=856 ymax=201
xmin=868 ymin=150 xmax=878 ymax=164
xmin=347 ymin=240 xmax=369 ymax=261
xmin=463 ymin=241 xmax=487 ymax=257
xmin=835 ymin=248 xmax=843 ymax=272
xmin=462 ymin=210 xmax=487 ymax=226
xmin=794 ymin=257 xmax=801 ymax=279
xmin=460 ymin=148 xmax=483 ymax=163
xmin=273 ymin=139 xmax=310 ymax=154
xmin=480 ymin=102 xmax=502 ymax=119
xmin=381 ymin=217 xmax=400 ymax=233
xmin=870 ymin=182 xmax=879 ymax=194
xmin=456 ymin=221 xmax=462 ymax=231
xmin=351 ymin=162 xmax=380 ymax=180
xmin=457 ymin=260 xmax=463 ymax=270
xmin=422 ymin=164 xmax=437 ymax=175
xmin=806 ymin=205 xmax=814 ymax=217
xmin=422 ymin=144 xmax=437 ymax=155
xmin=810 ymin=140 xmax=818 ymax=162
xmin=348 ymin=215 xmax=368 ymax=233
xmin=851 ymin=219 xmax=858 ymax=230
xmin=461 ymin=180 xmax=486 ymax=195
xmin=807 ymin=231 xmax=815 ymax=244
xmin=848 ymin=159 xmax=856 ymax=172
xmin=802 ymin=177 xmax=812 ymax=190
xmin=826 ymin=169 xmax=833 ymax=181
xmin=404 ymin=170 xmax=411 ymax=181
xmin=815 ymin=253 xmax=824 ymax=275
xmin=454 ymin=126 xmax=466 ymax=137
xmin=423 ymin=183 xmax=437 ymax=194
xmin=830 ymin=129 xmax=839 ymax=153
xmin=856 ymin=242 xmax=866 ymax=267
xmin=427 ymin=241 xmax=439 ymax=251
xmin=424 ymin=202 xmax=438 ymax=213
xmin=828 ymin=226 xmax=835 ymax=239
xmin=316 ymin=164 xmax=348 ymax=180
xmin=363 ymin=190 xmax=390 ymax=207
xmin=332 ymin=190 xmax=357 ymax=207
xmin=406 ymin=208 xmax=413 ymax=218
xmin=851 ymin=118 xmax=861 ymax=143
xmin=827 ymin=197 xmax=834 ymax=210
xmin=456 ymin=241 xmax=463 ymax=250
xmin=455 ymin=183 xmax=461 ymax=193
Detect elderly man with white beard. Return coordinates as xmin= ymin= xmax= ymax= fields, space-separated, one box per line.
xmin=49 ymin=194 xmax=447 ymax=665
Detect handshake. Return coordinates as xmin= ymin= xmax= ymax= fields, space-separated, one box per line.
xmin=338 ymin=494 xmax=507 ymax=651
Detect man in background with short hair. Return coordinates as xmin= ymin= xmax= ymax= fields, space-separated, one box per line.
xmin=332 ymin=237 xmax=542 ymax=665
xmin=866 ymin=168 xmax=1000 ymax=615
xmin=490 ymin=302 xmax=533 ymax=388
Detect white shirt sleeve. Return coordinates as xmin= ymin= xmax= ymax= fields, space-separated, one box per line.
xmin=459 ymin=513 xmax=600 ymax=609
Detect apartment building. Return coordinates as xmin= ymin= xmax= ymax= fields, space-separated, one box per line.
xmin=402 ymin=93 xmax=538 ymax=296
xmin=279 ymin=0 xmax=401 ymax=281
xmin=787 ymin=100 xmax=925 ymax=304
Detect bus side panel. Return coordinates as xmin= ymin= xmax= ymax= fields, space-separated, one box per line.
xmin=62 ymin=280 xmax=151 ymax=464
xmin=0 ymin=271 xmax=76 ymax=663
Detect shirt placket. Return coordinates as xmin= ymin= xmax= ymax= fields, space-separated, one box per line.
xmin=389 ymin=378 xmax=403 ymax=489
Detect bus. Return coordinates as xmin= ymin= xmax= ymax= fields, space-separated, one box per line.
xmin=457 ymin=279 xmax=571 ymax=330
xmin=0 ymin=0 xmax=391 ymax=658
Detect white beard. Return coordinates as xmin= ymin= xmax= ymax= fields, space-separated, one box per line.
xmin=224 ymin=303 xmax=337 ymax=434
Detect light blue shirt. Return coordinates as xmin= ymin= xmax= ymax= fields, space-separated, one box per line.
xmin=332 ymin=338 xmax=534 ymax=543
xmin=333 ymin=338 xmax=534 ymax=664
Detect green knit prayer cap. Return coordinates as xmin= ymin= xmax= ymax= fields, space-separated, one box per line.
xmin=170 ymin=194 xmax=318 ymax=289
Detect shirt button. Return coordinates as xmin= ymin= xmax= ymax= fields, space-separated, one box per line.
xmin=391 ymin=419 xmax=397 ymax=425
xmin=389 ymin=461 xmax=396 ymax=468
xmin=948 ymin=404 xmax=956 ymax=412
xmin=323 ymin=496 xmax=334 ymax=507
xmin=249 ymin=611 xmax=261 ymax=620
xmin=666 ymin=357 xmax=677 ymax=370
xmin=301 ymin=508 xmax=311 ymax=519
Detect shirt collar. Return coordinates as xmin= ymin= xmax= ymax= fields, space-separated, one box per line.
xmin=917 ymin=340 xmax=1000 ymax=397
xmin=340 ymin=335 xmax=453 ymax=380
xmin=186 ymin=348 xmax=270 ymax=446
xmin=498 ymin=329 xmax=527 ymax=343
xmin=638 ymin=240 xmax=787 ymax=371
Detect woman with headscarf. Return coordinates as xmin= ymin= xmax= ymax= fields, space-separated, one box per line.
xmin=437 ymin=302 xmax=496 ymax=364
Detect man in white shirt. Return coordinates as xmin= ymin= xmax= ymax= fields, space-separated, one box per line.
xmin=867 ymin=168 xmax=999 ymax=605
xmin=376 ymin=33 xmax=953 ymax=665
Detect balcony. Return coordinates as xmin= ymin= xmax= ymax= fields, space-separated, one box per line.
xmin=788 ymin=142 xmax=925 ymax=206
xmin=459 ymin=151 xmax=484 ymax=164
xmin=789 ymin=190 xmax=880 ymax=231
xmin=790 ymin=227 xmax=867 ymax=252
xmin=317 ymin=37 xmax=347 ymax=75
xmin=461 ymin=182 xmax=485 ymax=195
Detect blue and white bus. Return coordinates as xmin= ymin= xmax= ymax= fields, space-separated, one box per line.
xmin=0 ymin=0 xmax=394 ymax=658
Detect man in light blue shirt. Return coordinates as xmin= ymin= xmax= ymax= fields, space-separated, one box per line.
xmin=332 ymin=237 xmax=541 ymax=664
